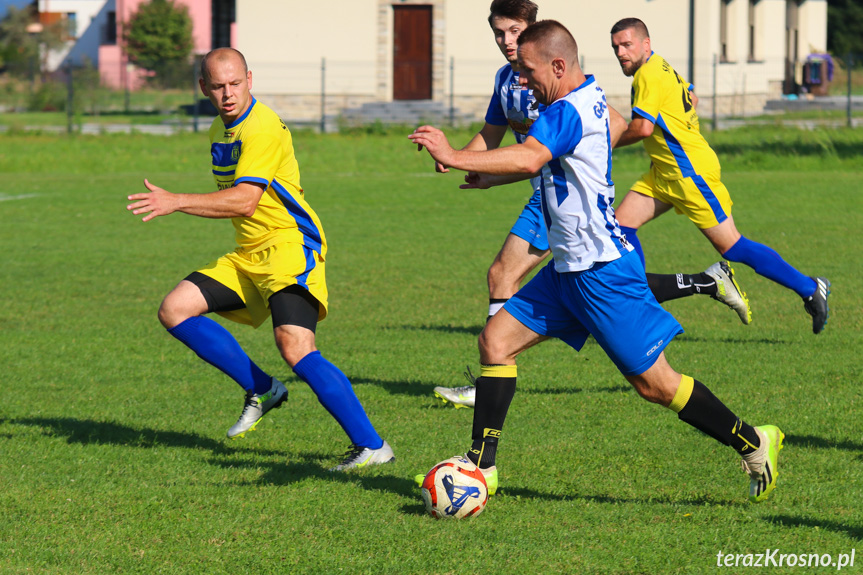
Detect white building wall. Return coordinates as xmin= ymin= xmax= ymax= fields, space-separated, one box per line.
xmin=39 ymin=0 xmax=110 ymax=71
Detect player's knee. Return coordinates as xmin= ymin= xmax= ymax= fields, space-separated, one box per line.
xmin=477 ymin=328 xmax=509 ymax=365
xmin=158 ymin=296 xmax=189 ymax=329
xmin=487 ymin=259 xmax=520 ymax=295
xmin=628 ymin=377 xmax=673 ymax=406
xmin=487 ymin=259 xmax=504 ymax=284
xmin=274 ymin=326 xmax=317 ymax=367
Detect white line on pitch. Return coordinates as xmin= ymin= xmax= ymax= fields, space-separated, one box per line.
xmin=0 ymin=194 xmax=39 ymax=202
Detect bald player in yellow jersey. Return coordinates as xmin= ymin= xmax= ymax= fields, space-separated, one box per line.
xmin=611 ymin=18 xmax=830 ymax=334
xmin=127 ymin=48 xmax=394 ymax=471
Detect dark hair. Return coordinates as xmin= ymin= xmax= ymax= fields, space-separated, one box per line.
xmin=200 ymin=48 xmax=248 ymax=83
xmin=610 ymin=17 xmax=650 ymax=39
xmin=488 ymin=0 xmax=538 ymax=27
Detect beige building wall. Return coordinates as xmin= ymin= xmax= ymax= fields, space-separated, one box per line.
xmin=798 ymin=0 xmax=828 ymax=55
xmin=235 ymin=0 xmax=828 ymax=123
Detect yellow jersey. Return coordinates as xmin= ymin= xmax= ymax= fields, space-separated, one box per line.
xmin=208 ymin=97 xmax=326 ymax=256
xmin=630 ymin=52 xmax=720 ymax=180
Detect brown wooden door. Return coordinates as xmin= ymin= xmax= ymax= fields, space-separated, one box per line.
xmin=393 ymin=5 xmax=432 ymax=100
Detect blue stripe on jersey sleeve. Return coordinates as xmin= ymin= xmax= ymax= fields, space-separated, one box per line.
xmin=212 ymin=169 xmax=235 ymax=176
xmin=528 ymin=100 xmax=583 ymax=159
xmin=235 ymin=176 xmax=270 ymax=187
xmin=632 ymin=106 xmax=656 ymax=124
xmin=271 ymin=180 xmax=324 ymax=254
xmin=655 ymin=114 xmax=696 ymax=177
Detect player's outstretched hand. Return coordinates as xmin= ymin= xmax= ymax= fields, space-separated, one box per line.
xmin=127 ymin=179 xmax=179 ymax=222
xmin=460 ymin=172 xmax=492 ymax=190
xmin=409 ymin=125 xmax=453 ymax=166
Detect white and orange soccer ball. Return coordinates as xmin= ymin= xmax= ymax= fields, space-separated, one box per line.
xmin=420 ymin=455 xmax=488 ymax=519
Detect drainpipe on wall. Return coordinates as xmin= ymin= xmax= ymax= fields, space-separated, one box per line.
xmin=688 ymin=0 xmax=695 ymax=85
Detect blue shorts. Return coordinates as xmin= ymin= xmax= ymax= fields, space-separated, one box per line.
xmin=503 ymin=250 xmax=683 ymax=376
xmin=509 ymin=189 xmax=549 ymax=251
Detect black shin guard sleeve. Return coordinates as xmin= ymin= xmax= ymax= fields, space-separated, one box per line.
xmin=677 ymin=380 xmax=759 ymax=452
xmin=468 ymin=375 xmax=517 ymax=468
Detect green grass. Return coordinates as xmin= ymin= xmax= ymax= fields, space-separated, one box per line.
xmin=0 ymin=128 xmax=861 ymax=574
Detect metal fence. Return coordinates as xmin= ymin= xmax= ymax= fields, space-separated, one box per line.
xmin=1 ymin=52 xmax=860 ymax=134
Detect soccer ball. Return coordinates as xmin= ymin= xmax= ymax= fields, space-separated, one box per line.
xmin=421 ymin=455 xmax=488 ymax=519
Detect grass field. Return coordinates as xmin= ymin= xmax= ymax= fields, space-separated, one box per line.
xmin=0 ymin=127 xmax=861 ymax=574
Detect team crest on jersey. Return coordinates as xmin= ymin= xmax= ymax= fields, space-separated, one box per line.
xmin=224 ymin=131 xmax=234 ymax=138
xmin=507 ymin=109 xmax=534 ymax=135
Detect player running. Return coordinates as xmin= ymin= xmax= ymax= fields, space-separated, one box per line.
xmin=433 ymin=0 xmax=751 ymax=410
xmin=611 ymin=18 xmax=830 ymax=335
xmin=127 ymin=48 xmax=394 ymax=471
xmin=410 ymin=20 xmax=783 ymax=503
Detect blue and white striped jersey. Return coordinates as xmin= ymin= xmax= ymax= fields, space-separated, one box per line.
xmin=485 ymin=63 xmax=542 ymax=144
xmin=526 ymin=75 xmax=631 ymax=272
xmin=485 ymin=63 xmax=545 ymax=201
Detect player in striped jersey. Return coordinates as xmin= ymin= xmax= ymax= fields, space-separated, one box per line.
xmin=611 ymin=18 xmax=830 ymax=334
xmin=411 ymin=19 xmax=783 ymax=504
xmin=433 ymin=0 xmax=752 ymax=410
xmin=127 ymin=48 xmax=393 ymax=471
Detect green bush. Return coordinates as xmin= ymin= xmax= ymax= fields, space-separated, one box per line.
xmin=27 ymin=80 xmax=66 ymax=112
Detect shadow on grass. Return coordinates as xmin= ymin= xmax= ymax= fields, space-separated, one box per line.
xmin=349 ymin=377 xmax=631 ymax=399
xmin=783 ymin=433 xmax=863 ymax=453
xmin=675 ymin=334 xmax=793 ymax=346
xmin=208 ymin=455 xmax=742 ymax=513
xmin=497 ymin=486 xmax=744 ymax=508
xmin=519 ymin=384 xmax=631 ymax=395
xmin=765 ymin=514 xmax=863 ymax=541
xmin=208 ymin=454 xmax=419 ymax=500
xmin=397 ymin=324 xmax=483 ymax=336
xmin=9 ymin=417 xmax=285 ymax=457
xmin=350 ymin=377 xmax=438 ymax=398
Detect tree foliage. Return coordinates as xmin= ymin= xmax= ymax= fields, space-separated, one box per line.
xmin=124 ymin=0 xmax=193 ymax=87
xmin=827 ymin=0 xmax=863 ymax=62
xmin=0 ymin=5 xmax=67 ymax=78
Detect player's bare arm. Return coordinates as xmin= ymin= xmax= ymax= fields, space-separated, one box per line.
xmin=460 ymin=171 xmax=540 ymax=190
xmin=608 ymin=105 xmax=628 ymax=147
xmin=436 ymin=122 xmax=508 ymax=173
xmin=614 ymin=116 xmax=654 ymax=148
xmin=410 ymin=125 xmax=550 ymax=175
xmin=127 ymin=180 xmax=266 ymax=222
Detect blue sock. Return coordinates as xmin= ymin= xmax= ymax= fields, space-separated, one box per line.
xmin=167 ymin=316 xmax=272 ymax=394
xmin=620 ymin=226 xmax=646 ymax=269
xmin=723 ymin=236 xmax=817 ymax=298
xmin=293 ymin=351 xmax=383 ymax=449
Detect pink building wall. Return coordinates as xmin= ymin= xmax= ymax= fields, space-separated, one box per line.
xmin=99 ymin=0 xmax=212 ymax=89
